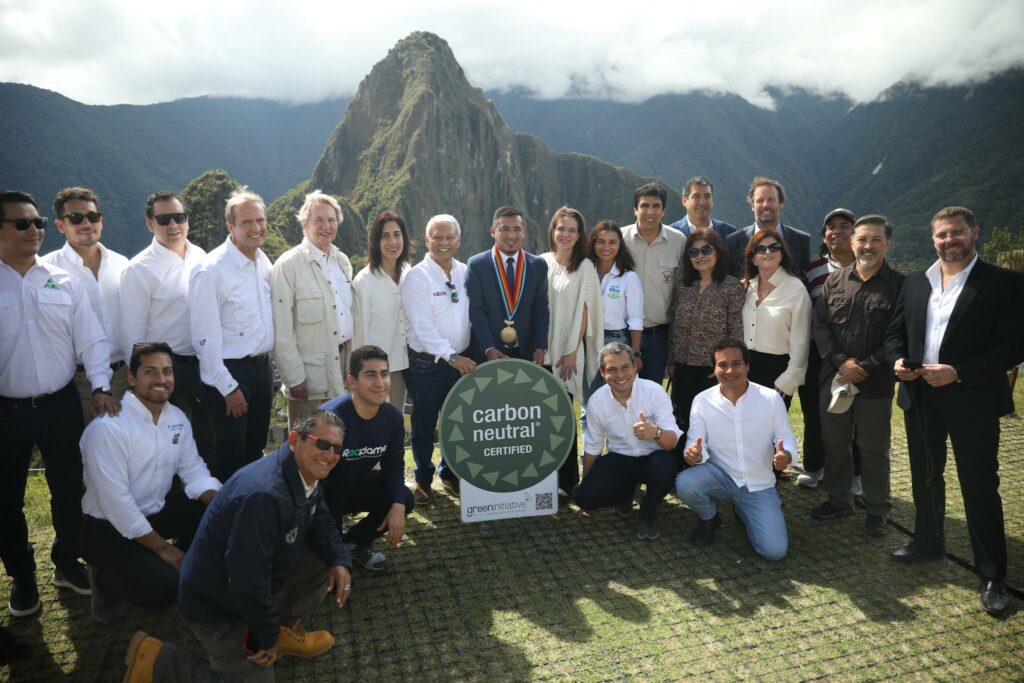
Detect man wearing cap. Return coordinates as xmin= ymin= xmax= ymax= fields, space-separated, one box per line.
xmin=796 ymin=208 xmax=858 ymax=490
xmin=810 ymin=216 xmax=904 ymax=536
xmin=725 ymin=177 xmax=811 ymax=278
xmin=669 ymin=176 xmax=737 ymax=242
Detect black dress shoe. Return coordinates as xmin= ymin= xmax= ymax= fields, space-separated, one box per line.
xmin=980 ymin=579 xmax=1010 ymax=617
xmin=690 ymin=514 xmax=721 ymax=547
xmin=891 ymin=542 xmax=944 ymax=563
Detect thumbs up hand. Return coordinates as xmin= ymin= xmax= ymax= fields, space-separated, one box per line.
xmin=684 ymin=436 xmax=703 ymax=466
xmin=632 ymin=411 xmax=656 ymax=440
xmin=773 ymin=440 xmax=791 ymax=471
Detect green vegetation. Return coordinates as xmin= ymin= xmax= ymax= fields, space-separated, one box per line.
xmin=984 ymin=226 xmax=1024 ymax=271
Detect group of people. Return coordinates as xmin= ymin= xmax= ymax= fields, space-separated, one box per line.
xmin=0 ymin=172 xmax=1020 ymax=678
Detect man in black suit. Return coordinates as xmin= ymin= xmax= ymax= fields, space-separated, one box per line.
xmin=669 ymin=176 xmax=737 ymax=242
xmin=885 ymin=206 xmax=1024 ymax=617
xmin=466 ymin=206 xmax=549 ymax=365
xmin=725 ymin=177 xmax=811 ymax=278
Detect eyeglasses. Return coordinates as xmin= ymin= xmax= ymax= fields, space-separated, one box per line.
xmin=445 ymin=281 xmax=459 ymax=303
xmin=61 ymin=211 xmax=103 ymax=225
xmin=154 ymin=212 xmax=188 ymax=226
xmin=754 ymin=242 xmax=783 ymax=255
xmin=1 ymin=217 xmax=47 ymax=231
xmin=299 ymin=433 xmax=344 ymax=455
xmin=687 ymin=244 xmax=715 ymax=258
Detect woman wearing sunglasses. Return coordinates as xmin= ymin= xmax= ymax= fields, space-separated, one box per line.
xmin=666 ymin=228 xmax=743 ymax=432
xmin=353 ymin=210 xmax=412 ymax=411
xmin=541 ymin=206 xmax=603 ymax=496
xmin=740 ymin=231 xmax=812 ymax=409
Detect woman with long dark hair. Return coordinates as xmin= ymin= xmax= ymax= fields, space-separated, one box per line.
xmin=353 ymin=210 xmax=412 ymax=409
xmin=667 ymin=228 xmax=744 ymax=431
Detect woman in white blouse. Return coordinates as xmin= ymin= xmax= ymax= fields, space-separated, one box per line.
xmin=542 ymin=206 xmax=603 ymax=495
xmin=353 ymin=210 xmax=411 ymax=410
xmin=740 ymin=230 xmax=812 ymax=409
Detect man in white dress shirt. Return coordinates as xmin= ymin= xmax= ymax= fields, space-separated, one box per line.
xmin=675 ymin=338 xmax=796 ymax=560
xmin=119 ymin=191 xmax=213 ymax=461
xmin=0 ymin=191 xmax=118 ymax=614
xmin=400 ymin=215 xmax=476 ymax=502
xmin=271 ymin=190 xmax=354 ymax=428
xmin=576 ymin=342 xmax=682 ymax=540
xmin=42 ymin=187 xmax=130 ymax=422
xmin=81 ymin=342 xmax=220 ymax=623
xmin=188 ymin=187 xmax=275 ymax=481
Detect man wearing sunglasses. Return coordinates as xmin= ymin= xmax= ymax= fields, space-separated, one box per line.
xmin=401 ymin=214 xmax=475 ymax=503
xmin=725 ymin=177 xmax=811 ymax=279
xmin=42 ymin=187 xmax=130 ymax=423
xmin=123 ymin=409 xmax=352 ymax=680
xmin=669 ymin=176 xmax=737 ymax=242
xmin=0 ymin=190 xmax=115 ymax=613
xmin=119 ymin=192 xmax=213 ymax=463
xmin=320 ymin=345 xmax=415 ymax=572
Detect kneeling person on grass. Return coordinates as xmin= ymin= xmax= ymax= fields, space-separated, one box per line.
xmin=321 ymin=345 xmax=415 ymax=572
xmin=675 ymin=338 xmax=796 ymax=560
xmin=81 ymin=342 xmax=220 ymax=623
xmin=575 ymin=342 xmax=682 ymax=540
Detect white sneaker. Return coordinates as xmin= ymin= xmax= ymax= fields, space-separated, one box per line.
xmin=850 ymin=476 xmax=863 ymax=496
xmin=796 ymin=469 xmax=823 ymax=488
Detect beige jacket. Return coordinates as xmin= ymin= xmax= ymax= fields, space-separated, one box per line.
xmin=271 ymin=240 xmax=353 ymax=400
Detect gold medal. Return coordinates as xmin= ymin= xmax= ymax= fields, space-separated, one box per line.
xmin=500 ymin=322 xmax=517 ymax=344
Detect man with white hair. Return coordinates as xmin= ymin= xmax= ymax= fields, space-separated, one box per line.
xmin=270 ymin=190 xmax=354 ymax=428
xmin=188 ymin=187 xmax=275 ymax=481
xmin=400 ymin=214 xmax=475 ymax=502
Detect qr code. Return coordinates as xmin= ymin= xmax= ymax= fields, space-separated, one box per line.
xmin=535 ymin=493 xmax=553 ymax=510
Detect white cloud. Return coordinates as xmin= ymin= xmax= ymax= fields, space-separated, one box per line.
xmin=0 ymin=0 xmax=1020 ymax=107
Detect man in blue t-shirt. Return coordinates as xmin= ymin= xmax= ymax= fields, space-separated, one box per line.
xmin=321 ymin=345 xmax=415 ymax=572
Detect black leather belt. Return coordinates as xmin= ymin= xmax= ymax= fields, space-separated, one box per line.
xmin=642 ymin=324 xmax=669 ymax=335
xmin=172 ymin=353 xmax=199 ymax=365
xmin=76 ymin=360 xmax=126 ymax=374
xmin=408 ymin=347 xmax=467 ymax=363
xmin=0 ymin=381 xmax=75 ymax=410
xmin=228 ymin=353 xmax=269 ymax=365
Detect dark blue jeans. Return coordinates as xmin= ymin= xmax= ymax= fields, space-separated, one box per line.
xmin=0 ymin=381 xmax=85 ymax=577
xmin=405 ymin=351 xmax=461 ymax=485
xmin=639 ymin=326 xmax=668 ymax=386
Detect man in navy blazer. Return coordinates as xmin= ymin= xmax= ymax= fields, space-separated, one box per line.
xmin=465 ymin=206 xmax=549 ymax=365
xmin=725 ymin=176 xmax=811 ymax=278
xmin=669 ymin=176 xmax=737 ymax=242
xmin=885 ymin=206 xmax=1024 ymax=617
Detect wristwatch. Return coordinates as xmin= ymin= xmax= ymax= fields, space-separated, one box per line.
xmin=654 ymin=427 xmax=662 ymax=441
xmin=92 ymin=387 xmax=112 ymax=396
xmin=448 ymin=353 xmax=459 ymax=365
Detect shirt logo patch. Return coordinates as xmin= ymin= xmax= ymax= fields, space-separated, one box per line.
xmin=172 ymin=433 xmax=181 ymax=445
xmin=285 ymin=527 xmax=298 ymax=544
xmin=662 ymin=270 xmax=673 ymax=284
xmin=43 ymin=277 xmax=61 ymax=290
xmin=607 ymin=283 xmax=623 ymax=300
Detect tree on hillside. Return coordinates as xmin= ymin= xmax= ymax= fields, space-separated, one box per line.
xmin=983 ymin=227 xmax=1024 ymax=271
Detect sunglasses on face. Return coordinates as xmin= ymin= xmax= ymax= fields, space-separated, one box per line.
xmin=754 ymin=242 xmax=783 ymax=255
xmin=1 ymin=217 xmax=47 ymax=231
xmin=687 ymin=244 xmax=715 ymax=258
xmin=154 ymin=212 xmax=188 ymax=226
xmin=445 ymin=280 xmax=459 ymax=303
xmin=61 ymin=211 xmax=103 ymax=225
xmin=299 ymin=433 xmax=344 ymax=455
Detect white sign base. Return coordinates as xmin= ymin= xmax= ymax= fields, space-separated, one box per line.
xmin=460 ymin=472 xmax=559 ymax=523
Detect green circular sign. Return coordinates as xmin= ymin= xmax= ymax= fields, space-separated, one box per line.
xmin=439 ymin=358 xmax=574 ymax=493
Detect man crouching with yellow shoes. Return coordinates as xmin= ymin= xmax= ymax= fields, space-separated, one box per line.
xmin=123 ymin=409 xmax=353 ymax=681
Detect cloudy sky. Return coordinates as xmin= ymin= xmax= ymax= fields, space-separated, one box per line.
xmin=1 ymin=0 xmax=1021 ymax=108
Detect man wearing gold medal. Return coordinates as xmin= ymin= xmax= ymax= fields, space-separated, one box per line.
xmin=466 ymin=206 xmax=550 ymax=366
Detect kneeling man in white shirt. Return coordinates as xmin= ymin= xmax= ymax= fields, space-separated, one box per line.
xmin=676 ymin=338 xmax=796 ymax=560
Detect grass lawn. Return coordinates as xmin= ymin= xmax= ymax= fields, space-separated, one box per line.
xmin=3 ymin=383 xmax=1024 ymax=681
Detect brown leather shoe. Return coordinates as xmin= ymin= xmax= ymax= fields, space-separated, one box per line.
xmin=123 ymin=631 xmax=162 ymax=683
xmin=277 ymin=620 xmax=334 ymax=658
xmin=412 ymin=482 xmax=433 ymax=504
xmin=441 ymin=478 xmax=460 ymax=497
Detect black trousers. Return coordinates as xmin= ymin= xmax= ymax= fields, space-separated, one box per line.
xmin=330 ymin=471 xmax=415 ymax=548
xmin=576 ymin=450 xmax=682 ymax=522
xmin=81 ymin=485 xmax=206 ymax=609
xmin=542 ymin=366 xmax=581 ymax=495
xmin=748 ymin=350 xmax=792 ymax=409
xmin=671 ymin=364 xmax=716 ymax=434
xmin=170 ymin=354 xmax=216 ymax=467
xmin=0 ymin=381 xmax=84 ymax=577
xmin=904 ymin=384 xmax=1007 ymax=580
xmin=203 ymin=355 xmax=273 ymax=482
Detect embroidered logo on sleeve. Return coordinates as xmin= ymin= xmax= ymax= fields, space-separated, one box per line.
xmin=285 ymin=527 xmax=299 ymax=544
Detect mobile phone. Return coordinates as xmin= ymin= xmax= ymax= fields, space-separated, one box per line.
xmin=904 ymin=359 xmax=922 ymax=370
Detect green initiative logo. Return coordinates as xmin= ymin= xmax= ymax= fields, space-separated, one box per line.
xmin=439 ymin=358 xmax=574 ymax=493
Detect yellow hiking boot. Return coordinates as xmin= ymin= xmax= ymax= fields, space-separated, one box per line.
xmin=123 ymin=631 xmax=162 ymax=683
xmin=276 ymin=620 xmax=334 ymax=658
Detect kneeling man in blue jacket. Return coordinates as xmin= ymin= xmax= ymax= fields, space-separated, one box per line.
xmin=122 ymin=409 xmax=353 ymax=682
